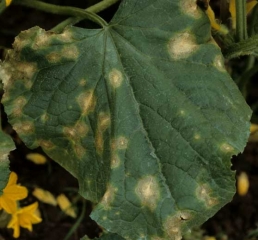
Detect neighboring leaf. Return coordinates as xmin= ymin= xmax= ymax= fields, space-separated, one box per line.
xmin=0 ymin=0 xmax=251 ymax=239
xmin=0 ymin=122 xmax=15 ymax=195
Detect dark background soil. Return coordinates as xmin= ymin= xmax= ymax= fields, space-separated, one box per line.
xmin=1 ymin=0 xmax=258 ymax=239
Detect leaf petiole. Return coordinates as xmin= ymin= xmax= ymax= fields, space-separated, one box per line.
xmin=52 ymin=0 xmax=121 ymax=32
xmin=235 ymin=0 xmax=248 ymax=41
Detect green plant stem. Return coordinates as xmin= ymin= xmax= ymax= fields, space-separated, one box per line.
xmin=52 ymin=0 xmax=120 ymax=32
xmin=13 ymin=0 xmax=108 ymax=28
xmin=223 ymin=35 xmax=258 ymax=59
xmin=235 ymin=0 xmax=248 ymax=41
xmin=249 ymin=4 xmax=258 ymax=36
xmin=63 ymin=200 xmax=86 ymax=240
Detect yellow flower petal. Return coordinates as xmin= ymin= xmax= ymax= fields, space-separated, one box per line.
xmin=237 ymin=172 xmax=249 ymax=196
xmin=229 ymin=0 xmax=236 ymax=29
xmin=206 ymin=5 xmax=229 ymax=34
xmin=250 ymin=123 xmax=258 ymax=134
xmin=4 ymin=185 xmax=28 ymax=200
xmin=7 ymin=172 xmax=18 ymax=186
xmin=7 ymin=214 xmax=20 ymax=238
xmin=247 ymin=1 xmax=258 ymax=14
xmin=5 ymin=0 xmax=12 ymax=7
xmin=0 ymin=172 xmax=28 ymax=213
xmin=33 ymin=188 xmax=57 ymax=206
xmin=0 ymin=195 xmax=17 ymax=214
xmin=204 ymin=237 xmax=216 ymax=240
xmin=26 ymin=153 xmax=47 ymax=164
xmin=7 ymin=202 xmax=42 ymax=238
xmin=57 ymin=194 xmax=77 ymax=218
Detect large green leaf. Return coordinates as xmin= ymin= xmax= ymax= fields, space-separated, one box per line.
xmin=0 ymin=120 xmax=15 ymax=195
xmin=0 ymin=0 xmax=251 ymax=239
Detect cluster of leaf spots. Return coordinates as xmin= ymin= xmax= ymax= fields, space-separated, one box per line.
xmin=0 ymin=0 xmax=251 ymax=239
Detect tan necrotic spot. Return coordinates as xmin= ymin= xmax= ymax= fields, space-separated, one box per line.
xmin=113 ymin=136 xmax=128 ymax=150
xmin=109 ymin=69 xmax=123 ymax=88
xmin=46 ymin=52 xmax=62 ymax=63
xmin=214 ymin=55 xmax=226 ymax=72
xmin=220 ymin=143 xmax=234 ymax=153
xmin=58 ymin=29 xmax=74 ymax=43
xmin=64 ymin=122 xmax=88 ymax=140
xmin=16 ymin=62 xmax=37 ymax=79
xmin=194 ymin=134 xmax=201 ymax=140
xmin=151 ymin=237 xmax=164 ymax=240
xmin=135 ymin=175 xmax=160 ymax=211
xmin=163 ymin=214 xmax=182 ymax=240
xmin=95 ymin=131 xmax=104 ymax=156
xmin=13 ymin=121 xmax=34 ymax=135
xmin=95 ymin=112 xmax=111 ymax=156
xmin=111 ymin=154 xmax=121 ymax=169
xmin=99 ymin=112 xmax=111 ymax=129
xmin=75 ymin=122 xmax=88 ymax=136
xmin=39 ymin=140 xmax=55 ymax=150
xmin=77 ymin=90 xmax=96 ymax=116
xmin=13 ymin=36 xmax=30 ymax=51
xmin=74 ymin=144 xmax=86 ymax=159
xmin=79 ymin=79 xmax=87 ymax=87
xmin=196 ymin=184 xmax=218 ymax=207
xmin=180 ymin=0 xmax=201 ymax=18
xmin=179 ymin=210 xmax=192 ymax=220
xmin=12 ymin=97 xmax=27 ymax=117
xmin=32 ymin=31 xmax=50 ymax=50
xmin=62 ymin=45 xmax=79 ymax=60
xmin=40 ymin=113 xmax=49 ymax=123
xmin=168 ymin=32 xmax=198 ymax=60
xmin=101 ymin=185 xmax=117 ymax=209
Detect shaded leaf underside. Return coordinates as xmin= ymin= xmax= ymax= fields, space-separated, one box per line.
xmin=0 ymin=119 xmax=15 ymax=195
xmin=0 ymin=0 xmax=251 ymax=239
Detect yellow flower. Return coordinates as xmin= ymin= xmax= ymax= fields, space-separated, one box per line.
xmin=237 ymin=172 xmax=249 ymax=196
xmin=7 ymin=202 xmax=42 ymax=238
xmin=57 ymin=194 xmax=77 ymax=218
xmin=229 ymin=0 xmax=237 ymax=29
xmin=26 ymin=153 xmax=47 ymax=164
xmin=0 ymin=172 xmax=28 ymax=214
xmin=250 ymin=123 xmax=258 ymax=134
xmin=247 ymin=1 xmax=258 ymax=15
xmin=230 ymin=0 xmax=258 ymax=29
xmin=5 ymin=0 xmax=12 ymax=7
xmin=206 ymin=3 xmax=229 ymax=34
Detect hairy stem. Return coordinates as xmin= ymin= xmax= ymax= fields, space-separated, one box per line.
xmin=223 ymin=35 xmax=258 ymax=59
xmin=235 ymin=0 xmax=247 ymax=41
xmin=249 ymin=4 xmax=258 ymax=36
xmin=13 ymin=0 xmax=108 ymax=28
xmin=52 ymin=0 xmax=121 ymax=32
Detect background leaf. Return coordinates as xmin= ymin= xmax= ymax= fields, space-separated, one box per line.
xmin=0 ymin=119 xmax=15 ymax=195
xmin=0 ymin=0 xmax=251 ymax=239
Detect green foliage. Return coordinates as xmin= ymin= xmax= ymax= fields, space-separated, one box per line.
xmin=0 ymin=121 xmax=15 ymax=195
xmin=0 ymin=0 xmax=251 ymax=239
xmin=81 ymin=232 xmax=125 ymax=240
